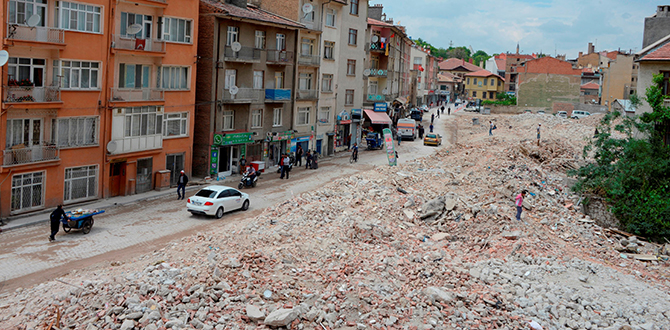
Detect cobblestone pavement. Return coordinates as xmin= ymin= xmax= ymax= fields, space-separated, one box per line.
xmin=3 ymin=106 xmax=451 ymax=288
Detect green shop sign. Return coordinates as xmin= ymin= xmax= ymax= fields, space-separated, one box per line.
xmin=213 ymin=132 xmax=254 ymax=146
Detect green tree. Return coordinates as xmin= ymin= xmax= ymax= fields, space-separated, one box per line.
xmin=571 ymin=73 xmax=670 ymax=241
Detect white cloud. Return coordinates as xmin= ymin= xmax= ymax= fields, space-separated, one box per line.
xmin=372 ymin=0 xmax=657 ymax=57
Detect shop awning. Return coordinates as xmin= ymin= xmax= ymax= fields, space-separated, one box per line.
xmin=363 ymin=109 xmax=392 ymax=125
xmin=393 ymin=97 xmax=408 ymax=105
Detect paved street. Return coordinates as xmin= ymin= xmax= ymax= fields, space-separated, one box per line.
xmin=2 ymin=106 xmax=456 ymax=292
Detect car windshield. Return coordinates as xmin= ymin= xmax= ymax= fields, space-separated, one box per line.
xmin=195 ymin=189 xmax=218 ymax=198
xmin=426 ymin=134 xmax=437 ymax=138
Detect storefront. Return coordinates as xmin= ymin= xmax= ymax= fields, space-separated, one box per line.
xmin=210 ymin=132 xmax=253 ymax=178
xmin=362 ymin=109 xmax=393 ymax=134
xmin=290 ymin=135 xmax=312 ymax=155
xmin=336 ymin=110 xmax=352 ymax=152
xmin=351 ymin=109 xmax=362 ymax=146
xmin=266 ymin=130 xmax=293 ymax=166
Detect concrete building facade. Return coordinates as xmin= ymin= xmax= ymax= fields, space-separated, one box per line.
xmin=516 ymin=56 xmax=582 ymax=108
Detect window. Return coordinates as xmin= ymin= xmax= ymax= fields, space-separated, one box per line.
xmin=120 ymin=13 xmax=151 ymax=38
xmin=368 ymin=81 xmax=378 ymax=94
xmin=123 ymin=106 xmax=163 ymax=137
xmin=371 ymin=55 xmax=379 ymax=69
xmin=472 ymin=91 xmax=477 ymax=97
xmin=56 ymin=117 xmax=98 ymax=147
xmin=301 ymin=38 xmax=314 ymax=56
xmin=348 ymin=29 xmax=357 ymax=45
xmin=11 ymin=172 xmax=43 ymax=211
xmin=160 ymin=17 xmax=193 ymax=43
xmin=274 ymin=71 xmax=284 ymax=89
xmin=276 ymin=33 xmax=286 ymax=50
xmin=119 ymin=64 xmax=151 ymax=89
xmin=498 ymin=80 xmax=502 ymax=86
xmin=225 ymin=69 xmax=236 ymax=89
xmin=273 ymin=108 xmax=282 ymax=127
xmin=414 ymin=57 xmax=422 ymax=65
xmin=350 ymin=0 xmax=359 ymax=15
xmin=164 ymin=112 xmax=188 ymax=137
xmin=9 ymin=0 xmax=46 ymax=27
xmin=159 ymin=66 xmax=188 ymax=90
xmin=322 ymin=74 xmax=333 ymax=92
xmin=482 ymin=92 xmax=486 ymax=99
xmin=490 ymin=79 xmax=494 ymax=86
xmin=345 ymin=89 xmax=354 ymax=105
xmin=299 ymin=73 xmax=312 ymax=90
xmin=55 ymin=1 xmax=102 ymax=33
xmin=253 ymin=71 xmax=264 ymax=89
xmin=297 ymin=107 xmax=310 ymax=125
xmin=53 ymin=60 xmax=99 ymax=89
xmin=251 ymin=109 xmax=262 ymax=128
xmin=222 ymin=110 xmax=234 ymax=130
xmin=64 ymin=165 xmax=98 ymax=202
xmin=489 ymin=91 xmax=494 ymax=99
xmin=324 ymin=41 xmax=335 ymax=60
xmin=662 ymin=71 xmax=670 ymax=95
xmin=347 ymin=59 xmax=356 ymax=75
xmin=417 ymin=82 xmax=421 ymax=89
xmin=473 ymin=78 xmax=478 ymax=85
xmin=325 ymin=8 xmax=336 ymax=27
xmin=483 ymin=78 xmax=487 ymax=86
xmin=226 ymin=26 xmax=238 ymax=46
xmin=6 ymin=118 xmax=42 ymax=148
xmin=7 ymin=57 xmax=45 ymax=87
xmin=467 ymin=78 xmax=470 ymax=85
xmin=254 ymin=30 xmax=266 ymax=49
xmin=319 ymin=107 xmax=331 ymax=124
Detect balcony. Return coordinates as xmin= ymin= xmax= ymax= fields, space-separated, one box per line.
xmin=112 ymin=34 xmax=166 ymax=54
xmin=110 ymin=88 xmax=164 ymax=102
xmin=265 ymin=89 xmax=292 ymax=102
xmin=3 ymin=85 xmax=61 ymax=103
xmin=365 ymin=68 xmax=388 ymax=78
xmin=6 ymin=24 xmax=64 ymax=44
xmin=221 ymin=88 xmax=264 ymax=103
xmin=367 ymin=42 xmax=385 ymax=52
xmin=223 ymin=46 xmax=261 ymax=63
xmin=366 ymin=94 xmax=393 ymax=102
xmin=299 ymin=17 xmax=321 ymax=31
xmin=3 ymin=143 xmax=59 ymax=166
xmin=266 ymin=50 xmax=294 ymax=65
xmin=296 ymin=89 xmax=318 ymax=100
xmin=297 ymin=54 xmax=320 ymax=66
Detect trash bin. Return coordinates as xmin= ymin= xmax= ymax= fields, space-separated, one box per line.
xmin=250 ymin=161 xmax=265 ymax=173
xmin=472 ymin=118 xmax=480 ymax=125
xmin=155 ymin=170 xmax=171 ymax=191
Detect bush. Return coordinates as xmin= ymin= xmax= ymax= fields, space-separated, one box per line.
xmin=482 ymin=93 xmax=516 ymax=106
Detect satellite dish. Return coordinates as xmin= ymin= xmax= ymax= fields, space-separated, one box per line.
xmin=372 ymin=35 xmax=379 ymax=43
xmin=231 ymin=42 xmax=242 ymax=52
xmin=363 ymin=69 xmax=371 ymax=76
xmin=0 ymin=50 xmax=9 ymax=67
xmin=26 ymin=14 xmax=41 ymax=28
xmin=126 ymin=24 xmax=143 ymax=35
xmin=106 ymin=141 xmax=117 ymax=153
xmin=229 ymin=85 xmax=239 ymax=95
xmin=382 ymin=88 xmax=388 ymax=95
xmin=302 ymin=3 xmax=313 ymax=13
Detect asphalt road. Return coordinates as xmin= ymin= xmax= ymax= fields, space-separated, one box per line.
xmin=0 ymin=105 xmax=454 ymax=293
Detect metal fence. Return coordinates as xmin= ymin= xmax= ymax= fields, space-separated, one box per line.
xmin=224 ymin=46 xmax=261 ymax=62
xmin=296 ymin=89 xmax=318 ymax=100
xmin=112 ymin=34 xmax=165 ymax=52
xmin=3 ymin=86 xmax=61 ymax=103
xmin=3 ymin=143 xmax=59 ymax=166
xmin=110 ymin=88 xmax=164 ymax=102
xmin=221 ymin=88 xmax=264 ymax=102
xmin=297 ymin=54 xmax=320 ymax=66
xmin=266 ymin=50 xmax=294 ymax=64
xmin=7 ymin=24 xmax=64 ymax=43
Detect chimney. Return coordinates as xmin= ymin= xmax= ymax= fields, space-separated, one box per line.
xmin=658 ymin=5 xmax=670 ymax=18
xmin=588 ymin=42 xmax=595 ymax=54
xmin=368 ymin=4 xmax=384 ymax=20
xmin=226 ymin=0 xmax=247 ymax=8
xmin=578 ymin=51 xmax=583 ymax=58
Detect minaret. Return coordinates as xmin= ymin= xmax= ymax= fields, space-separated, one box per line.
xmin=516 ymin=43 xmax=520 ymax=54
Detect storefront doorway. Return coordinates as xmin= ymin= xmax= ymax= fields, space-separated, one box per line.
xmin=218 ymin=145 xmax=241 ymax=177
xmin=136 ymin=157 xmax=153 ymax=194
xmin=109 ymin=161 xmax=126 ymax=197
xmin=166 ymin=153 xmax=184 ymax=186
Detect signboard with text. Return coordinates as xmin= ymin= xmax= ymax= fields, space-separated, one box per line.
xmin=213 ymin=132 xmax=253 ymax=146
xmin=374 ymin=102 xmax=388 ymax=112
xmin=382 ymin=128 xmax=397 ymax=166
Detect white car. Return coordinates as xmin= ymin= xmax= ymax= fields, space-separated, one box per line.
xmin=556 ymin=111 xmax=568 ymax=118
xmin=187 ymin=185 xmax=250 ymax=218
xmin=571 ymin=110 xmax=591 ymax=119
xmin=420 ymin=105 xmax=430 ymax=112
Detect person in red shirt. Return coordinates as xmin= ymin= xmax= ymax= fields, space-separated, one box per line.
xmin=515 ymin=190 xmax=528 ymax=221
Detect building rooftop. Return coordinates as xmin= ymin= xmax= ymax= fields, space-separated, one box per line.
xmin=438 ymin=58 xmax=481 ymax=72
xmin=465 ymin=69 xmax=505 ymax=81
xmin=639 ymin=42 xmax=670 ymax=61
xmin=367 ymin=17 xmax=394 ymax=27
xmin=200 ymin=0 xmax=304 ymax=29
xmin=581 ymin=82 xmax=600 ymax=90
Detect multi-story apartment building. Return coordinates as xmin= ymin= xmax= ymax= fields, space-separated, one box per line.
xmin=194 ymin=0 xmax=302 ymax=177
xmin=464 ymin=69 xmax=505 ymax=102
xmin=0 ymin=0 xmax=198 ymax=217
xmin=409 ymin=44 xmax=439 ymax=106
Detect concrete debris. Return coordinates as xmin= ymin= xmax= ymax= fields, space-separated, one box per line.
xmin=1 ymin=112 xmax=669 ymax=330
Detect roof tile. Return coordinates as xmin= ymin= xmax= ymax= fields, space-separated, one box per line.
xmin=438 ymin=58 xmax=481 ymax=72
xmin=641 ymin=42 xmax=670 ymax=61
xmin=200 ymin=0 xmax=304 ymax=29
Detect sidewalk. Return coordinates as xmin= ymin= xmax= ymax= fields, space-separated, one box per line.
xmin=0 ymin=154 xmax=345 ymax=232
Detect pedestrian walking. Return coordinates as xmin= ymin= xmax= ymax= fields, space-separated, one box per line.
xmin=437 ymin=110 xmax=440 ymax=119
xmin=431 ymin=113 xmax=435 ymax=124
xmin=280 ymin=154 xmax=290 ymax=179
xmin=418 ymin=125 xmax=424 ymax=139
xmin=441 ymin=106 xmax=445 ymax=115
xmin=515 ymin=190 xmax=528 ymax=221
xmin=177 ymin=170 xmax=188 ymax=200
xmin=295 ymin=145 xmax=303 ymax=166
xmin=239 ymin=155 xmax=246 ymax=174
xmin=536 ymin=123 xmax=541 ymax=146
xmin=397 ymin=131 xmax=402 ymax=146
xmin=448 ymin=107 xmax=451 ymax=116
xmin=305 ymin=150 xmax=313 ymax=169
xmin=429 ymin=123 xmax=434 ymax=133
xmin=489 ymin=121 xmax=494 ymax=136
xmin=49 ymin=204 xmax=68 ymax=241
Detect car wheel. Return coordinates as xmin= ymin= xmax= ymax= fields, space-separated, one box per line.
xmin=215 ymin=207 xmax=224 ymax=219
xmin=242 ymin=199 xmax=250 ymax=211
xmin=238 ymin=182 xmax=243 ymax=189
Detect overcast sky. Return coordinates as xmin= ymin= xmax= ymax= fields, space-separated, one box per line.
xmin=371 ymin=0 xmax=658 ymax=58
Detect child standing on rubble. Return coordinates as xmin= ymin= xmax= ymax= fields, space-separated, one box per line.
xmin=515 ymin=190 xmax=528 ymax=221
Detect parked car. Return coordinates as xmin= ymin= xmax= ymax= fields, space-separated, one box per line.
xmin=397 ymin=118 xmax=417 ymax=140
xmin=410 ymin=109 xmax=423 ymax=121
xmin=420 ymin=105 xmax=430 ymax=112
xmin=571 ymin=110 xmax=591 ymax=119
xmin=556 ymin=111 xmax=568 ymax=118
xmin=423 ymin=133 xmax=442 ymax=146
xmin=537 ymin=110 xmax=546 ymax=114
xmin=187 ymin=186 xmax=250 ymax=218
xmin=464 ymin=106 xmax=479 ymax=112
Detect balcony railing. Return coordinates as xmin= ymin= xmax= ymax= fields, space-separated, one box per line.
xmin=110 ymin=88 xmax=164 ymax=102
xmin=367 ymin=41 xmax=385 ymax=52
xmin=299 ymin=17 xmax=321 ymax=31
xmin=296 ymin=89 xmax=318 ymax=100
xmin=3 ymin=143 xmax=59 ymax=166
xmin=3 ymin=86 xmax=61 ymax=103
xmin=6 ymin=24 xmax=64 ymax=44
xmin=265 ymin=89 xmax=291 ymax=102
xmin=365 ymin=68 xmax=388 ymax=78
xmin=221 ymin=88 xmax=264 ymax=102
xmin=366 ymin=94 xmax=393 ymax=102
xmin=266 ymin=50 xmax=294 ymax=64
xmin=297 ymin=54 xmax=320 ymax=66
xmin=224 ymin=46 xmax=261 ymax=62
xmin=112 ymin=34 xmax=165 ymax=53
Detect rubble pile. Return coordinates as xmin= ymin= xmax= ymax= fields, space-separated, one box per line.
xmin=2 ymin=113 xmax=669 ymax=330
